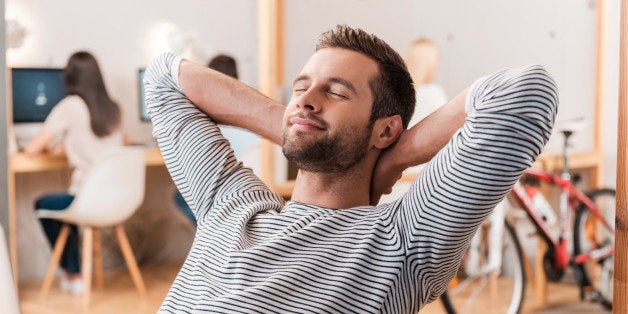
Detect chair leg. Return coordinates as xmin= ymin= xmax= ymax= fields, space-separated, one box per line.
xmin=82 ymin=227 xmax=93 ymax=306
xmin=39 ymin=224 xmax=71 ymax=301
xmin=115 ymin=225 xmax=147 ymax=297
xmin=93 ymin=228 xmax=104 ymax=289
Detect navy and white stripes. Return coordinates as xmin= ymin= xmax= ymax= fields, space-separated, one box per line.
xmin=145 ymin=53 xmax=557 ymax=313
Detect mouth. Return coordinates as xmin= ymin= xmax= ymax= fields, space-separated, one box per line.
xmin=289 ymin=116 xmax=326 ymax=131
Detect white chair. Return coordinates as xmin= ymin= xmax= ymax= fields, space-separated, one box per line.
xmin=36 ymin=147 xmax=147 ymax=305
xmin=0 ymin=224 xmax=20 ymax=314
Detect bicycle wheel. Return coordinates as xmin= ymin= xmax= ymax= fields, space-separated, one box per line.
xmin=440 ymin=220 xmax=526 ymax=314
xmin=573 ymin=188 xmax=615 ymax=310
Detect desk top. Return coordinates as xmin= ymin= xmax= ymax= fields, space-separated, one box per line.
xmin=10 ymin=147 xmax=165 ymax=173
xmin=400 ymin=150 xmax=603 ymax=182
xmin=12 ymin=148 xmax=602 ymax=194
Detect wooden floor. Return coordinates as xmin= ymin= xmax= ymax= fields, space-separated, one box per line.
xmin=421 ymin=282 xmax=610 ymax=314
xmin=18 ymin=262 xmax=181 ymax=314
xmin=17 ymin=262 xmax=611 ymax=314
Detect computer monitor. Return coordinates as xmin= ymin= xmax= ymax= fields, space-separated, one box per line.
xmin=138 ymin=68 xmax=150 ymax=121
xmin=11 ymin=68 xmax=65 ymax=123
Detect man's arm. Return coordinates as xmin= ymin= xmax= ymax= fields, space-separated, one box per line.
xmin=389 ymin=65 xmax=557 ymax=304
xmin=145 ymin=53 xmax=283 ymax=223
xmin=177 ymin=60 xmax=284 ymax=144
xmin=370 ymin=86 xmax=470 ymax=205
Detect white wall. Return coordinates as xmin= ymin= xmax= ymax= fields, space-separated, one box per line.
xmin=284 ymin=0 xmax=620 ymax=188
xmin=6 ymin=0 xmax=259 ymax=144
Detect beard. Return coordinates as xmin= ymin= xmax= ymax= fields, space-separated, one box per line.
xmin=282 ymin=123 xmax=372 ymax=173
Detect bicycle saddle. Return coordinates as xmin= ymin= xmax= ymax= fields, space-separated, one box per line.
xmin=554 ymin=116 xmax=588 ymax=138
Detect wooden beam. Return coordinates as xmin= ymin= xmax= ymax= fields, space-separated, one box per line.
xmin=614 ymin=0 xmax=628 ymax=311
xmin=258 ymin=0 xmax=283 ymax=190
xmin=593 ymin=0 xmax=608 ymax=189
xmin=594 ymin=0 xmax=607 ymax=153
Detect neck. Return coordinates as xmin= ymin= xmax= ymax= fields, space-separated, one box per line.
xmin=289 ymin=153 xmax=377 ymax=209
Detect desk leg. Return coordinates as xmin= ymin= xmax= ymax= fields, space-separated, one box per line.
xmin=592 ymin=164 xmax=603 ymax=189
xmin=8 ymin=169 xmax=18 ymax=290
xmin=535 ymin=237 xmax=547 ymax=308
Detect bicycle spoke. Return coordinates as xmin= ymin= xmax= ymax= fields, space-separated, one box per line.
xmin=573 ymin=188 xmax=615 ymax=311
xmin=442 ymin=219 xmax=526 ymax=314
xmin=462 ymin=275 xmax=489 ymax=310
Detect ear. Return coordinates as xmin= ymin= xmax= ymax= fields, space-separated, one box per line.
xmin=371 ymin=115 xmax=403 ymax=149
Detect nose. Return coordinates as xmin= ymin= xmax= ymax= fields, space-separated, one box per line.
xmin=295 ymin=89 xmax=321 ymax=113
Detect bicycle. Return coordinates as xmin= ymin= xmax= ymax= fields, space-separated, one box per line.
xmin=439 ymin=121 xmax=616 ymax=314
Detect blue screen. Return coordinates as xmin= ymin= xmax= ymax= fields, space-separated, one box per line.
xmin=12 ymin=68 xmax=65 ymax=123
xmin=138 ymin=68 xmax=150 ymax=121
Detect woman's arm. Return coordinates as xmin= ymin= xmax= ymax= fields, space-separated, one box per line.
xmin=23 ymin=130 xmax=55 ymax=155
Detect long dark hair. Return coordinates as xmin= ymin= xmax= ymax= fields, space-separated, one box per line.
xmin=64 ymin=51 xmax=121 ymax=137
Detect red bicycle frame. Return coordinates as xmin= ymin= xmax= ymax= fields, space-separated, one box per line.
xmin=510 ymin=167 xmax=614 ymax=270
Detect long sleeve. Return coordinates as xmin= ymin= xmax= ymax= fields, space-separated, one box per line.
xmin=148 ymin=57 xmax=557 ymax=312
xmin=144 ymin=53 xmax=280 ymax=224
xmin=399 ymin=64 xmax=558 ymax=301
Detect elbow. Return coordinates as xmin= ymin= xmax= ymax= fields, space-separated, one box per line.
xmin=517 ymin=65 xmax=559 ymax=144
xmin=530 ymin=64 xmax=559 ymax=114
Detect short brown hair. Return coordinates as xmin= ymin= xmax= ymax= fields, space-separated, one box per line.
xmin=316 ymin=25 xmax=415 ymax=129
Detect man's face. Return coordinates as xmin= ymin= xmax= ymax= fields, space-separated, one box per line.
xmin=282 ymin=48 xmax=379 ymax=173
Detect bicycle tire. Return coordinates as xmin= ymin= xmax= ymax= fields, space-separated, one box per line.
xmin=440 ymin=220 xmax=526 ymax=314
xmin=573 ymin=188 xmax=615 ymax=310
xmin=440 ymin=291 xmax=456 ymax=314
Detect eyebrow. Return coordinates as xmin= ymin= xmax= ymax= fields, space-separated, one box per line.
xmin=328 ymin=77 xmax=357 ymax=95
xmin=292 ymin=75 xmax=358 ymax=95
xmin=293 ymin=75 xmax=309 ymax=86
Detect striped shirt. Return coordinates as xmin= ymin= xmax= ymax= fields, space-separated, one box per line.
xmin=145 ymin=53 xmax=557 ymax=313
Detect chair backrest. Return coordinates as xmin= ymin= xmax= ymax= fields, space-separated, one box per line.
xmin=0 ymin=225 xmax=20 ymax=314
xmin=63 ymin=147 xmax=146 ymax=227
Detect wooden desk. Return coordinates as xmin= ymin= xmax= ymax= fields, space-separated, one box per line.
xmin=9 ymin=147 xmax=164 ymax=172
xmin=532 ymin=150 xmax=604 ymax=188
xmin=399 ymin=150 xmax=604 ymax=187
xmin=7 ymin=147 xmax=165 ymax=283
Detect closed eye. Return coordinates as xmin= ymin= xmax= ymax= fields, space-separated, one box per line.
xmin=329 ymin=91 xmax=348 ymax=99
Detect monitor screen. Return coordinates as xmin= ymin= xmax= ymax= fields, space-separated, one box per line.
xmin=11 ymin=68 xmax=65 ymax=123
xmin=138 ymin=68 xmax=150 ymax=121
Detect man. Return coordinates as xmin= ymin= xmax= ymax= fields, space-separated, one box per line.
xmin=145 ymin=25 xmax=557 ymax=313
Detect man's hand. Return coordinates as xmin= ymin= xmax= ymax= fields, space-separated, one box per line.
xmin=369 ymin=86 xmax=470 ymax=206
xmin=370 ymin=141 xmax=404 ymax=206
xmin=178 ymin=59 xmax=285 ymax=145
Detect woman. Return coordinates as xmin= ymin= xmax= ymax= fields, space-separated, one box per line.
xmin=25 ymin=51 xmax=124 ymax=294
xmin=404 ymin=38 xmax=449 ymax=126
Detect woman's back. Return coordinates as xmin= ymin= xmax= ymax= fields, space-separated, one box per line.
xmin=43 ymin=94 xmax=123 ymax=194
